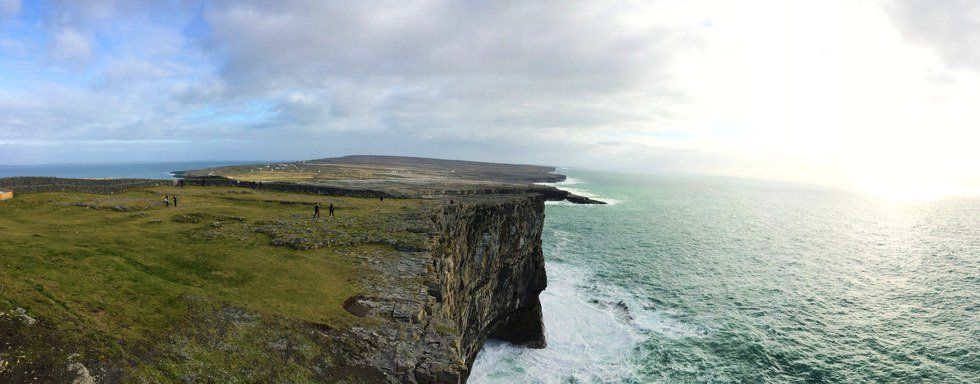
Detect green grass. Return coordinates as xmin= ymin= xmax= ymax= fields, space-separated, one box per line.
xmin=0 ymin=186 xmax=431 ymax=381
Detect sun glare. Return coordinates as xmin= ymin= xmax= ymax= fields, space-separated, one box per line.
xmin=847 ymin=153 xmax=978 ymax=202
xmin=855 ymin=176 xmax=958 ymax=202
xmin=663 ymin=1 xmax=980 ymax=199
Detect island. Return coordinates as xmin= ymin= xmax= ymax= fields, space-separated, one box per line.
xmin=0 ymin=156 xmax=594 ymax=383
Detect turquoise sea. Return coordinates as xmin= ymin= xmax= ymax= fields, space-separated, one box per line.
xmin=471 ymin=170 xmax=979 ymax=383
xmin=3 ymin=163 xmax=976 ymax=382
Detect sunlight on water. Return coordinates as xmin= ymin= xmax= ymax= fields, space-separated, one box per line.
xmin=471 ymin=171 xmax=980 ymax=383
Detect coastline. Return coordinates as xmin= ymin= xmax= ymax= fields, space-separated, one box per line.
xmin=0 ymin=158 xmax=567 ymax=383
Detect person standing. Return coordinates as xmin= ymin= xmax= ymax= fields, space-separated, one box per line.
xmin=328 ymin=203 xmax=334 ymax=217
xmin=164 ymin=195 xmax=170 ymax=207
xmin=313 ymin=203 xmax=321 ymax=219
xmin=173 ymin=195 xmax=178 ymax=208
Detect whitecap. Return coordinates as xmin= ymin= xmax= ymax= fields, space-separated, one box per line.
xmin=469 ymin=263 xmax=643 ymax=383
xmin=467 ymin=261 xmax=702 ymax=383
xmin=538 ymin=178 xmax=622 ymax=206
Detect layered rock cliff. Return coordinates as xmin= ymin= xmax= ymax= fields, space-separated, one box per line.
xmin=432 ymin=195 xmax=548 ymax=365
xmin=344 ymin=194 xmax=548 ymax=383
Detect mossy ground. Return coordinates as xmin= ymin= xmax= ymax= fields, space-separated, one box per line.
xmin=0 ymin=186 xmax=432 ymax=382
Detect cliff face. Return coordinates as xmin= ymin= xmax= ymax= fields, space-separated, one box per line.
xmin=431 ymin=194 xmax=548 ymax=372
xmin=346 ymin=194 xmax=548 ymax=383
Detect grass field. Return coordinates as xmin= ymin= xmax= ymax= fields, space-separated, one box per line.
xmin=0 ymin=186 xmax=433 ymax=382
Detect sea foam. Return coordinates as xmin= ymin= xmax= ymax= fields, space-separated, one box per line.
xmin=468 ymin=233 xmax=688 ymax=383
xmin=468 ymin=263 xmax=644 ymax=383
xmin=537 ymin=178 xmax=622 ymax=205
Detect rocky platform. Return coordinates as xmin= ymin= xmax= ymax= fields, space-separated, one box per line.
xmin=175 ymin=155 xmax=606 ymax=205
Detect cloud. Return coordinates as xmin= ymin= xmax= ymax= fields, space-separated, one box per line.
xmin=205 ymin=2 xmax=673 ymax=90
xmin=0 ymin=1 xmax=868 ymax=175
xmin=186 ymin=0 xmax=698 ymax=158
xmin=2 ymin=1 xmax=703 ymax=166
xmin=50 ymin=28 xmax=93 ymax=63
xmin=885 ymin=0 xmax=980 ymax=70
xmin=3 ymin=0 xmax=980 ymax=197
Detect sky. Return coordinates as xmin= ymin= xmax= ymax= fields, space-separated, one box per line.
xmin=2 ymin=0 xmax=980 ymax=199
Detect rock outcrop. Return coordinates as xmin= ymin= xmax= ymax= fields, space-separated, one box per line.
xmin=431 ymin=195 xmax=548 ymax=366
xmin=341 ymin=194 xmax=548 ymax=383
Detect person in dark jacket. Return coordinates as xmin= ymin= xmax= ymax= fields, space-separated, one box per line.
xmin=313 ymin=203 xmax=321 ymax=219
xmin=328 ymin=203 xmax=334 ymax=217
xmin=173 ymin=195 xmax=178 ymax=208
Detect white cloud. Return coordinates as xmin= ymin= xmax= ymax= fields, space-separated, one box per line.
xmin=50 ymin=28 xmax=93 ymax=63
xmin=885 ymin=0 xmax=980 ymax=71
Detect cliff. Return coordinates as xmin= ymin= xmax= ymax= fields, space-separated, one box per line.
xmin=433 ymin=195 xmax=548 ymax=366
xmin=336 ymin=194 xmax=547 ymax=383
xmin=0 ymin=166 xmax=553 ymax=383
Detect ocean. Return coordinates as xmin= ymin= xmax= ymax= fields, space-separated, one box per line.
xmin=0 ymin=161 xmax=249 ymax=180
xmin=470 ymin=170 xmax=979 ymax=383
xmin=3 ymin=163 xmax=976 ymax=382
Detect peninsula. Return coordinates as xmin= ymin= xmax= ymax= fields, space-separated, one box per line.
xmin=0 ymin=156 xmax=589 ymax=383
xmin=174 ymin=155 xmax=605 ymax=205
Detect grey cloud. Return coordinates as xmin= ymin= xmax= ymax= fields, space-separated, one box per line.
xmin=206 ymin=2 xmax=667 ymax=89
xmin=2 ymin=0 xmax=710 ymax=173
xmin=197 ymin=1 xmax=692 ymax=145
xmin=886 ymin=0 xmax=980 ymax=70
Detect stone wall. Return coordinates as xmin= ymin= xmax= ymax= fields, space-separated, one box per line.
xmin=178 ymin=176 xmax=396 ymax=199
xmin=0 ymin=177 xmax=170 ymax=195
